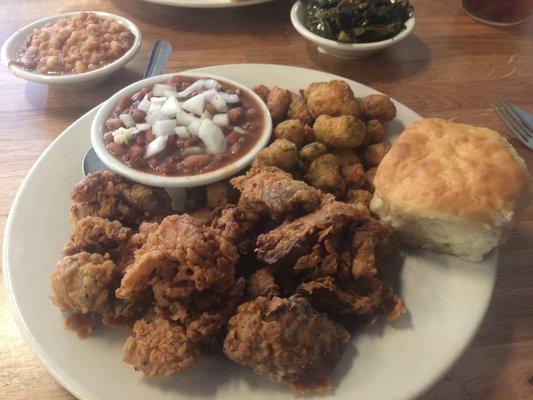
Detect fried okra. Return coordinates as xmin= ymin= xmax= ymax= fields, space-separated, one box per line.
xmin=330 ymin=149 xmax=361 ymax=166
xmin=362 ymin=141 xmax=392 ymax=167
xmin=274 ymin=119 xmax=315 ymax=148
xmin=305 ymin=154 xmax=346 ymax=198
xmin=313 ymin=115 xmax=367 ymax=149
xmin=287 ymin=92 xmax=313 ymax=124
xmin=365 ymin=167 xmax=378 ymax=192
xmin=253 ymin=85 xmax=270 ymax=102
xmin=303 ymin=80 xmax=360 ymax=118
xmin=267 ymin=87 xmax=292 ymax=122
xmin=341 ymin=163 xmax=366 ymax=189
xmin=366 ymin=119 xmax=384 ymax=144
xmin=359 ymin=94 xmax=396 ymax=122
xmin=345 ymin=189 xmax=373 ymax=208
xmin=298 ymin=142 xmax=328 ymax=169
xmin=253 ymin=139 xmax=299 ymax=171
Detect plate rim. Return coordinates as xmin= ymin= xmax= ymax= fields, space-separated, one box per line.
xmin=139 ymin=0 xmax=275 ymax=9
xmin=2 ymin=63 xmax=497 ymax=400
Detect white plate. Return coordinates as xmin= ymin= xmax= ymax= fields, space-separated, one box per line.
xmin=3 ymin=64 xmax=497 ymax=400
xmin=140 ymin=0 xmax=274 ymax=8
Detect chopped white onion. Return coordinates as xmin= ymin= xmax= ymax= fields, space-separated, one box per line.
xmin=147 ymin=102 xmax=162 ymax=115
xmin=145 ymin=136 xmax=168 ymax=158
xmin=163 ymin=89 xmax=181 ymax=98
xmin=181 ymin=93 xmax=205 ymax=115
xmin=119 ymin=113 xmax=135 ymax=128
xmin=174 ymin=126 xmax=190 ymax=139
xmin=200 ymin=110 xmax=212 ymax=120
xmin=177 ymin=79 xmax=221 ymax=98
xmin=187 ymin=119 xmax=202 ymax=137
xmin=153 ymin=84 xmax=175 ymax=97
xmin=145 ymin=111 xmax=167 ymax=125
xmin=112 ymin=127 xmax=133 ymax=144
xmin=153 ymin=119 xmax=177 ymax=136
xmin=202 ymin=88 xmax=218 ymax=101
xmin=137 ymin=95 xmax=151 ymax=112
xmin=136 ymin=123 xmax=151 ymax=131
xmin=149 ymin=96 xmax=168 ymax=105
xmin=199 ymin=119 xmax=226 ymax=154
xmin=204 ymin=79 xmax=221 ymax=90
xmin=128 ymin=127 xmax=140 ymax=135
xmin=219 ymin=92 xmax=240 ymax=104
xmin=213 ymin=113 xmax=229 ymax=127
xmin=175 ymin=111 xmax=197 ymax=126
xmin=161 ymin=96 xmax=182 ymax=116
xmin=233 ymin=126 xmax=248 ymax=135
xmin=211 ymin=94 xmax=228 ymax=113
xmin=182 ymin=146 xmax=203 ymax=156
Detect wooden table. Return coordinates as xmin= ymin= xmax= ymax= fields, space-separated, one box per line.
xmin=1 ymin=1 xmax=531 ymax=399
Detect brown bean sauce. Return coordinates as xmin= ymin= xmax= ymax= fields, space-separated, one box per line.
xmin=103 ymin=76 xmax=265 ymax=176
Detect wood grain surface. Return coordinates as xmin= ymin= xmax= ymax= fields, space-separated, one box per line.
xmin=1 ymin=0 xmax=532 ymax=399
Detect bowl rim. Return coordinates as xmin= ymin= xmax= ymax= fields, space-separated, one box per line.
xmin=0 ymin=11 xmax=142 ymax=85
xmin=91 ymin=72 xmax=273 ymax=188
xmin=290 ymin=0 xmax=415 ymax=51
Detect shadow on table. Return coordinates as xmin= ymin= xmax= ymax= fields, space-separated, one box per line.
xmin=305 ymin=35 xmax=432 ymax=85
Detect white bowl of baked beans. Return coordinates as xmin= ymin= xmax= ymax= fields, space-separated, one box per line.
xmin=1 ymin=11 xmax=141 ymax=88
xmin=91 ymin=73 xmax=272 ymax=188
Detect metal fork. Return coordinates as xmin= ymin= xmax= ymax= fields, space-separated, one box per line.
xmin=492 ymin=99 xmax=533 ymax=150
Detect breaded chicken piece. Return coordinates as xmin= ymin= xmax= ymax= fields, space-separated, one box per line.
xmin=223 ymin=296 xmax=350 ymax=393
xmin=256 ymin=201 xmax=363 ymax=267
xmin=117 ymin=214 xmax=238 ymax=300
xmin=211 ymin=205 xmax=257 ymax=254
xmin=231 ymin=166 xmax=323 ymax=220
xmin=246 ymin=268 xmax=280 ymax=299
xmin=267 ymin=87 xmax=292 ymax=122
xmin=297 ymin=276 xmax=405 ymax=323
xmin=287 ymin=92 xmax=313 ymax=125
xmin=359 ymin=94 xmax=396 ymax=122
xmin=50 ymin=252 xmax=116 ymax=337
xmin=62 ymin=216 xmax=132 ymax=256
xmin=123 ymin=314 xmax=199 ymax=377
xmin=303 ymin=80 xmax=360 ymax=118
xmin=70 ymin=171 xmax=172 ymax=227
xmin=206 ymin=180 xmax=239 ymax=209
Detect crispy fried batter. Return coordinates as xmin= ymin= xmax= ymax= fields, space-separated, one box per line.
xmin=223 ymin=296 xmax=350 ymax=393
xmin=246 ymin=268 xmax=280 ymax=299
xmin=70 ymin=171 xmax=172 ymax=227
xmin=231 ymin=165 xmax=323 ymax=220
xmin=211 ymin=206 xmax=257 ymax=254
xmin=206 ymin=180 xmax=239 ymax=209
xmin=287 ymin=92 xmax=313 ymax=124
xmin=303 ymin=80 xmax=360 ymax=118
xmin=63 ymin=216 xmax=132 ymax=256
xmin=266 ymin=87 xmax=292 ymax=122
xmin=123 ymin=314 xmax=199 ymax=377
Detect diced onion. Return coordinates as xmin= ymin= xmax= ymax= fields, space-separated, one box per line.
xmin=204 ymin=79 xmax=221 ymax=90
xmin=137 ymin=95 xmax=151 ymax=112
xmin=147 ymin=102 xmax=162 ymax=115
xmin=211 ymin=94 xmax=228 ymax=113
xmin=136 ymin=123 xmax=151 ymax=131
xmin=233 ymin=126 xmax=248 ymax=135
xmin=202 ymin=88 xmax=218 ymax=101
xmin=149 ymin=96 xmax=167 ymax=105
xmin=161 ymin=96 xmax=182 ymax=116
xmin=199 ymin=119 xmax=226 ymax=153
xmin=145 ymin=111 xmax=167 ymax=125
xmin=182 ymin=146 xmax=203 ymax=156
xmin=112 ymin=127 xmax=133 ymax=144
xmin=174 ymin=126 xmax=190 ymax=139
xmin=177 ymin=79 xmax=221 ymax=98
xmin=213 ymin=113 xmax=229 ymax=127
xmin=145 ymin=136 xmax=168 ymax=158
xmin=219 ymin=92 xmax=240 ymax=104
xmin=181 ymin=93 xmax=205 ymax=115
xmin=128 ymin=127 xmax=140 ymax=135
xmin=200 ymin=110 xmax=212 ymax=120
xmin=153 ymin=119 xmax=177 ymax=136
xmin=164 ymin=89 xmax=181 ymax=98
xmin=153 ymin=84 xmax=175 ymax=96
xmin=119 ymin=113 xmax=135 ymax=128
xmin=187 ymin=119 xmax=202 ymax=136
xmin=175 ymin=111 xmax=197 ymax=126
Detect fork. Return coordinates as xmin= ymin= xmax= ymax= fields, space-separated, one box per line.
xmin=492 ymin=99 xmax=533 ymax=150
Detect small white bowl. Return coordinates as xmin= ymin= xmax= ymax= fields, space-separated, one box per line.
xmin=91 ymin=72 xmax=273 ymax=188
xmin=1 ymin=11 xmax=142 ymax=89
xmin=291 ymin=1 xmax=415 ymax=59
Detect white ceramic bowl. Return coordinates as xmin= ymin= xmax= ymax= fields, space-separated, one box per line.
xmin=291 ymin=1 xmax=415 ymax=59
xmin=91 ymin=72 xmax=272 ymax=188
xmin=1 ymin=11 xmax=142 ymax=89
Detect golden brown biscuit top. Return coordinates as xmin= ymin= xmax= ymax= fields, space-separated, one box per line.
xmin=374 ymin=118 xmax=529 ymax=223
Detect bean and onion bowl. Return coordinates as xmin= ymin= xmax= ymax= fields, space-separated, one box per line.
xmin=92 ymin=73 xmax=272 ymax=188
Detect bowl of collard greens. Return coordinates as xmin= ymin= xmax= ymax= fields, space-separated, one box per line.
xmin=291 ymin=0 xmax=415 ymax=59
